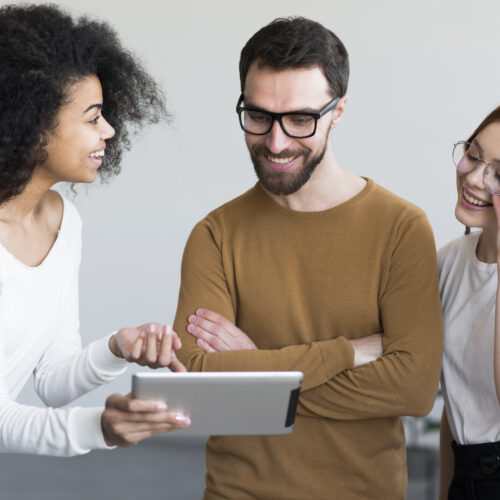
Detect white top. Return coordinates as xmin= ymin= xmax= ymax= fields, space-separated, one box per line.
xmin=0 ymin=197 xmax=127 ymax=456
xmin=439 ymin=231 xmax=500 ymax=445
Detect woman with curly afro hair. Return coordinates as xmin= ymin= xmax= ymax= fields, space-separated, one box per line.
xmin=0 ymin=4 xmax=191 ymax=456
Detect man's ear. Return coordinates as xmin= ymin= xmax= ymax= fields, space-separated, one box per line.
xmin=330 ymin=95 xmax=348 ymax=130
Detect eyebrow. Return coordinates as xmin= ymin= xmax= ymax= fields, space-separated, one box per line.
xmin=243 ymin=100 xmax=319 ymax=114
xmin=83 ymin=103 xmax=102 ymax=115
xmin=471 ymin=139 xmax=500 ymax=164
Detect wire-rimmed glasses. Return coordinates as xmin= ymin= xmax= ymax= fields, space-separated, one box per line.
xmin=453 ymin=140 xmax=500 ymax=196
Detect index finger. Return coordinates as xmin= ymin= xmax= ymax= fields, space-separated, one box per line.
xmin=158 ymin=328 xmax=173 ymax=366
xmin=195 ymin=309 xmax=233 ymax=329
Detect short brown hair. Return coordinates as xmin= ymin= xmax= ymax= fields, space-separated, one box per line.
xmin=239 ymin=17 xmax=349 ymax=99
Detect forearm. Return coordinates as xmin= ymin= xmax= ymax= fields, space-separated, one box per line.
xmin=439 ymin=408 xmax=454 ymax=500
xmin=0 ymin=400 xmax=106 ymax=456
xmin=297 ymin=346 xmax=441 ymax=420
xmin=175 ymin=334 xmax=355 ymax=392
xmin=34 ymin=335 xmax=127 ymax=407
xmin=295 ymin=214 xmax=443 ymax=420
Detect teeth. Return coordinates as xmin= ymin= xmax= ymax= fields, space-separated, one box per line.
xmin=89 ymin=150 xmax=104 ymax=158
xmin=266 ymin=155 xmax=296 ymax=164
xmin=463 ymin=190 xmax=489 ymax=206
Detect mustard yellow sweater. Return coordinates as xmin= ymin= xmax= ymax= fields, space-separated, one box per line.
xmin=174 ymin=179 xmax=443 ymax=500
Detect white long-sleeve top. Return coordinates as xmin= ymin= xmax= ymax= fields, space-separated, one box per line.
xmin=0 ymin=196 xmax=128 ymax=456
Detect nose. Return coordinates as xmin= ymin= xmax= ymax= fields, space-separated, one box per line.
xmin=100 ymin=115 xmax=115 ymax=140
xmin=264 ymin=120 xmax=292 ymax=154
xmin=464 ymin=161 xmax=487 ymax=190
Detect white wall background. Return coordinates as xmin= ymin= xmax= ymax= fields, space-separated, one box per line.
xmin=11 ymin=0 xmax=500 ymax=407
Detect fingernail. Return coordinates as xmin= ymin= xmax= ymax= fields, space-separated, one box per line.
xmin=188 ymin=315 xmax=196 ymax=323
xmin=187 ymin=324 xmax=195 ymax=333
xmin=175 ymin=414 xmax=191 ymax=425
xmin=196 ymin=309 xmax=204 ymax=315
xmin=166 ymin=324 xmax=172 ymax=334
xmin=156 ymin=402 xmax=168 ymax=411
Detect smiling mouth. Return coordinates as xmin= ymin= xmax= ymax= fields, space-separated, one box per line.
xmin=263 ymin=154 xmax=300 ymax=172
xmin=265 ymin=154 xmax=297 ymax=164
xmin=88 ymin=150 xmax=105 ymax=166
xmin=462 ymin=188 xmax=492 ymax=208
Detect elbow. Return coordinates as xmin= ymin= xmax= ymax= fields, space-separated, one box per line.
xmin=402 ymin=380 xmax=439 ymax=417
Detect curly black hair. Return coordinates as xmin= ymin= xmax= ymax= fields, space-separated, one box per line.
xmin=0 ymin=3 xmax=167 ymax=204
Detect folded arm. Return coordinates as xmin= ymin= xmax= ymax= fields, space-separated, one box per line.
xmin=296 ymin=215 xmax=443 ymax=419
xmin=175 ymin=215 xmax=442 ymax=418
xmin=174 ymin=221 xmax=357 ymax=391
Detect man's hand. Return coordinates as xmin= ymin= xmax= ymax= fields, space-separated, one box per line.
xmin=187 ymin=309 xmax=257 ymax=352
xmin=348 ymin=334 xmax=383 ymax=367
xmin=109 ymin=323 xmax=186 ymax=371
xmin=101 ymin=394 xmax=191 ymax=447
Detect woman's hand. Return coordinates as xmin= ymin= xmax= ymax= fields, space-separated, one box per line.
xmin=348 ymin=334 xmax=383 ymax=367
xmin=494 ymin=196 xmax=500 ymax=260
xmin=101 ymin=393 xmax=191 ymax=447
xmin=187 ymin=309 xmax=257 ymax=352
xmin=109 ymin=323 xmax=186 ymax=371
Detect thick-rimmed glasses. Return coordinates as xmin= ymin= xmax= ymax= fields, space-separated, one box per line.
xmin=453 ymin=140 xmax=500 ymax=195
xmin=236 ymin=94 xmax=339 ymax=139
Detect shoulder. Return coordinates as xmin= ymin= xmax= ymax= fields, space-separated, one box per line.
xmin=192 ymin=185 xmax=260 ymax=234
xmin=367 ymin=181 xmax=426 ymax=223
xmin=44 ymin=190 xmax=81 ymax=225
xmin=45 ymin=191 xmax=82 ymax=247
xmin=438 ymin=232 xmax=476 ymax=271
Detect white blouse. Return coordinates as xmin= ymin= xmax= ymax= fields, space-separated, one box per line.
xmin=0 ymin=196 xmax=127 ymax=456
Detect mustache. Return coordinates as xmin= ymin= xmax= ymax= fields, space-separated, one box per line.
xmin=250 ymin=144 xmax=308 ymax=159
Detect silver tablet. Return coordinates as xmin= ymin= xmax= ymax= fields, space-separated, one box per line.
xmin=132 ymin=371 xmax=303 ymax=436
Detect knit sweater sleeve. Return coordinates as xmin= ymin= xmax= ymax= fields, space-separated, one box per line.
xmin=296 ymin=214 xmax=443 ymax=419
xmin=174 ymin=219 xmax=355 ymax=392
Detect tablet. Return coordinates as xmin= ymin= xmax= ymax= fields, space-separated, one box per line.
xmin=132 ymin=371 xmax=303 ymax=436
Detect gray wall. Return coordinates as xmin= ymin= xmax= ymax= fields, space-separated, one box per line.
xmin=12 ymin=0 xmax=500 ymax=408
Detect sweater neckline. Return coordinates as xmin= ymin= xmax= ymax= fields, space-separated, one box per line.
xmin=253 ymin=177 xmax=376 ymax=218
xmin=468 ymin=231 xmax=497 ymax=272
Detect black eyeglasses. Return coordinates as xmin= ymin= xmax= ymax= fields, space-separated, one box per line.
xmin=236 ymin=94 xmax=339 ymax=139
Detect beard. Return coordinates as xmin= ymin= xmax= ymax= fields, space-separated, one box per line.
xmin=248 ymin=138 xmax=329 ymax=196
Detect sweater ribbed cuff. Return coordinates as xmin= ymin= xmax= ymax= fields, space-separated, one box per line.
xmin=68 ymin=406 xmax=114 ymax=454
xmin=89 ymin=334 xmax=129 ymax=373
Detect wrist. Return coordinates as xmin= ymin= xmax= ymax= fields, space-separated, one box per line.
xmin=108 ymin=334 xmax=124 ymax=359
xmin=100 ymin=412 xmax=113 ymax=447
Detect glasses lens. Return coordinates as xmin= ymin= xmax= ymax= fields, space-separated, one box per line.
xmin=281 ymin=115 xmax=316 ymax=138
xmin=484 ymin=165 xmax=500 ymax=195
xmin=453 ymin=142 xmax=476 ymax=173
xmin=240 ymin=110 xmax=272 ymax=134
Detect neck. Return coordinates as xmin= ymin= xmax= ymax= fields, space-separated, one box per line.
xmin=264 ymin=150 xmax=366 ymax=212
xmin=0 ymin=172 xmax=54 ymax=224
xmin=476 ymin=227 xmax=498 ymax=264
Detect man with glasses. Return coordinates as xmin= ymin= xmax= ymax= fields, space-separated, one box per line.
xmin=174 ymin=17 xmax=443 ymax=500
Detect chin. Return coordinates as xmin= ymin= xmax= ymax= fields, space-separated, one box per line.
xmin=455 ymin=201 xmax=492 ymax=229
